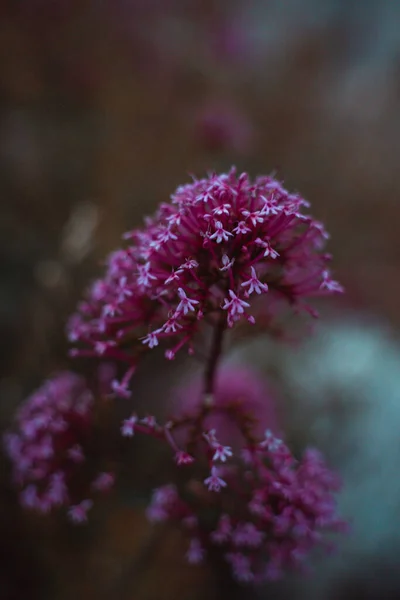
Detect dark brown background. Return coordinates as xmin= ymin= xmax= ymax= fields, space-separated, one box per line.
xmin=1 ymin=2 xmax=399 ymax=598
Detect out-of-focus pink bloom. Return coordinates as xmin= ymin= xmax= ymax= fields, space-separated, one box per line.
xmin=68 ymin=499 xmax=93 ymax=524
xmin=121 ymin=414 xmax=137 ymax=437
xmin=3 ymin=372 xmax=113 ymax=521
xmin=172 ymin=364 xmax=282 ymax=449
xmin=204 ymin=466 xmax=227 ymax=492
xmin=186 ymin=538 xmax=205 ymax=564
xmin=146 ymin=430 xmax=345 ymax=584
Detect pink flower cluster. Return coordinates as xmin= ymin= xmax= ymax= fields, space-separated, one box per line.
xmin=146 ymin=429 xmax=346 ymax=584
xmin=4 ymin=372 xmax=114 ymax=523
xmin=118 ymin=381 xmax=345 ymax=585
xmin=4 ymin=168 xmax=346 ymax=584
xmin=68 ymin=169 xmax=342 ymax=391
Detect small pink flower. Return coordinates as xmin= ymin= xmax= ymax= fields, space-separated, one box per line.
xmin=211 ymin=514 xmax=232 ymax=544
xmin=203 ymin=429 xmax=218 ymax=446
xmin=3 ymin=372 xmax=99 ymax=519
xmin=241 ymin=209 xmax=264 ymax=226
xmin=225 ymin=553 xmax=254 ymax=583
xmin=180 ymin=258 xmax=199 ymax=270
xmin=220 ymin=254 xmax=235 ymax=271
xmin=121 ymin=414 xmax=137 ymax=437
xmin=175 ymin=451 xmax=195 ymax=466
xmin=241 ymin=266 xmax=269 ymax=295
xmin=141 ymin=331 xmax=160 ymax=348
xmin=163 ymin=318 xmax=181 ymax=334
xmin=212 ymin=444 xmax=233 ymax=463
xmin=137 ymin=263 xmax=156 ymax=288
xmin=233 ymin=221 xmax=251 ymax=235
xmin=259 ymin=429 xmax=284 ymax=452
xmin=68 ymin=499 xmax=93 ymax=524
xmin=176 ymin=288 xmax=199 ymax=315
xmin=153 ymin=484 xmax=178 ymax=506
xmin=20 ymin=484 xmax=39 ymax=509
xmin=146 ymin=505 xmax=168 ymax=523
xmin=204 ymin=466 xmax=227 ymax=492
xmin=141 ymin=415 xmax=157 ymax=428
xmin=222 ymin=290 xmax=250 ymax=324
xmin=255 ymin=237 xmax=279 ymax=259
xmin=67 ymin=444 xmax=85 ymax=463
xmin=165 ymin=269 xmax=184 ymax=285
xmin=209 ymin=221 xmax=234 ymax=244
xmin=232 ymin=522 xmax=264 ymax=548
xmin=146 ymin=484 xmax=178 ymax=523
xmin=186 ymin=538 xmax=205 ymax=565
xmin=320 ymin=271 xmax=344 ymax=293
xmin=47 ymin=472 xmax=68 ymax=505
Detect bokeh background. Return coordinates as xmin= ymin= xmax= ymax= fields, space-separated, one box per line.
xmin=1 ymin=1 xmax=400 ymax=598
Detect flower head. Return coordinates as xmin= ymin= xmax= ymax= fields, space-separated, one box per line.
xmin=68 ymin=169 xmax=341 ymax=362
xmin=145 ymin=428 xmax=345 ymax=585
xmin=3 ymin=372 xmax=113 ymax=521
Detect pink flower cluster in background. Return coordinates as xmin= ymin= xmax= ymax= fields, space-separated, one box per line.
xmin=111 ymin=361 xmax=346 ymax=584
xmin=171 ymin=364 xmax=281 ymax=449
xmin=4 ymin=372 xmax=114 ymax=523
xmin=145 ymin=427 xmax=346 ymax=583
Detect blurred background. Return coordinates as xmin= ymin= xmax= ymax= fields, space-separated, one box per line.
xmin=1 ymin=1 xmax=400 ymax=598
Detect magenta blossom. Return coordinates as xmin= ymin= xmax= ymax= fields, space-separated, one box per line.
xmin=120 ymin=367 xmax=346 ymax=584
xmin=67 ymin=169 xmax=342 ymax=371
xmin=146 ymin=430 xmax=347 ymax=584
xmin=3 ymin=372 xmax=114 ymax=521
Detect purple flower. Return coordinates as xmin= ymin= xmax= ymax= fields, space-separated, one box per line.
xmin=241 ymin=266 xmax=269 ymax=295
xmin=175 ymin=451 xmax=195 ymax=466
xmin=222 ymin=290 xmax=250 ymax=326
xmin=68 ymin=169 xmax=341 ymax=361
xmin=212 ymin=443 xmax=233 ymax=463
xmin=68 ymin=499 xmax=93 ymax=524
xmin=232 ymin=522 xmax=264 ymax=548
xmin=225 ymin=553 xmax=254 ymax=583
xmin=211 ymin=514 xmax=232 ymax=544
xmin=3 ymin=373 xmax=95 ymax=516
xmin=176 ymin=288 xmax=199 ymax=315
xmin=204 ymin=466 xmax=227 ymax=492
xmin=47 ymin=472 xmax=69 ymax=506
xmin=3 ymin=372 xmax=114 ymax=521
xmin=145 ymin=432 xmax=345 ymax=585
xmin=67 ymin=444 xmax=85 ymax=463
xmin=146 ymin=485 xmax=178 ymax=523
xmin=186 ymin=538 xmax=205 ymax=565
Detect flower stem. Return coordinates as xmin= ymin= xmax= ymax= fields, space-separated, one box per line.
xmin=204 ymin=311 xmax=227 ymax=397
